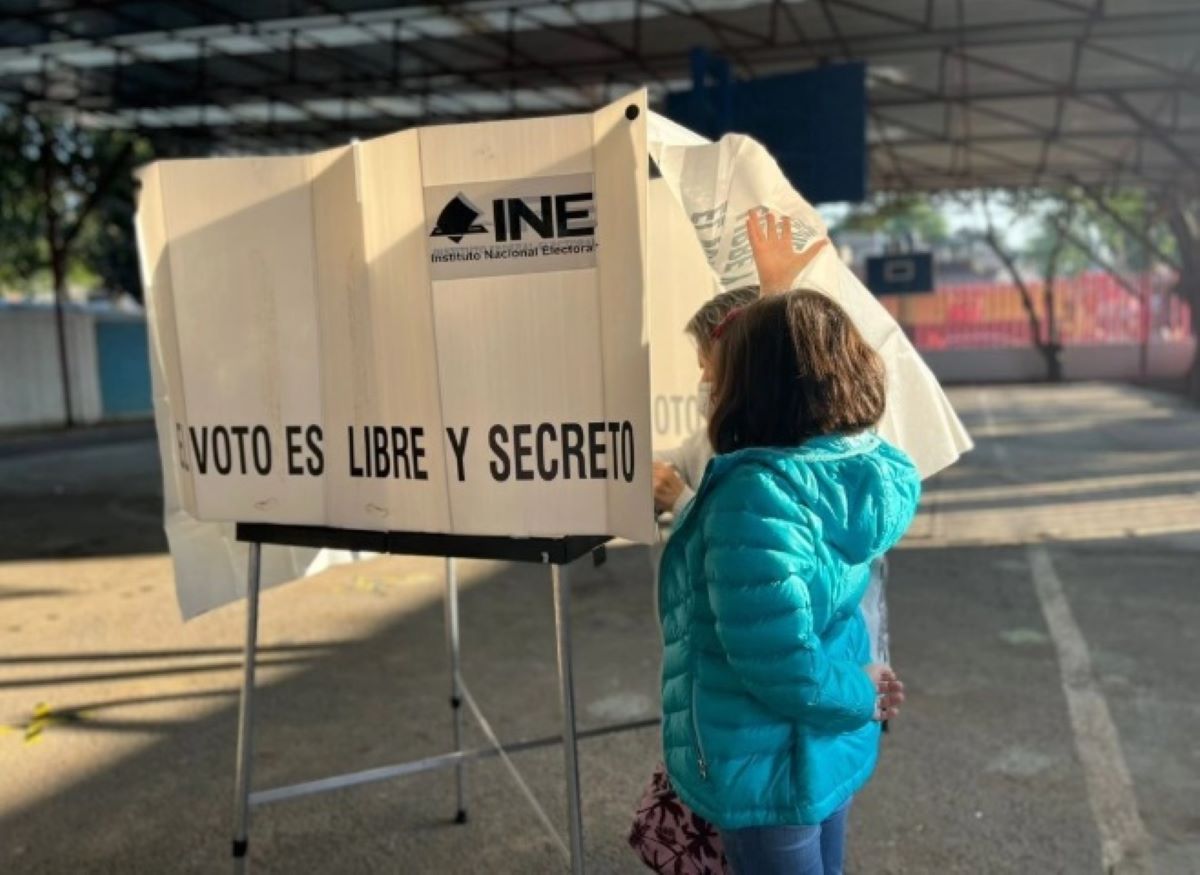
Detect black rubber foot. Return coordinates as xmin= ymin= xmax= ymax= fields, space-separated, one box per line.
xmin=232 ymin=839 xmax=249 ymax=859
xmin=454 ymin=809 xmax=469 ymax=825
xmin=625 ymin=105 xmax=640 ymax=120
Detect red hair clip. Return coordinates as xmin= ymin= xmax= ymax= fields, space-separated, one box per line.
xmin=711 ymin=307 xmax=745 ymax=341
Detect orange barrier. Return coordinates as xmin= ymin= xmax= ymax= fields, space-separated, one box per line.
xmin=878 ymin=271 xmax=1192 ymax=350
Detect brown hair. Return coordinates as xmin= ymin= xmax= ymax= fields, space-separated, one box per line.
xmin=685 ymin=285 xmax=761 ymax=358
xmin=707 ymin=290 xmax=886 ymax=454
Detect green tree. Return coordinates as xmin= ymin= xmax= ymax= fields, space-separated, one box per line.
xmin=0 ymin=109 xmax=152 ymax=299
xmin=1024 ymin=187 xmax=1178 ymax=280
xmin=832 ymin=193 xmax=949 ymax=247
xmin=74 ymin=136 xmax=153 ymax=299
xmin=0 ymin=114 xmax=46 ymax=289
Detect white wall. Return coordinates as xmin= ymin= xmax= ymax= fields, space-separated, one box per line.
xmin=0 ymin=305 xmax=102 ymax=429
xmin=921 ymin=339 xmax=1197 ymax=384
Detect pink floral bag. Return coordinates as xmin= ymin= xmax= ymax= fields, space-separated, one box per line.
xmin=628 ymin=763 xmax=729 ymax=874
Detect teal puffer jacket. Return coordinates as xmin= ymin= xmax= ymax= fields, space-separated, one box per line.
xmin=659 ymin=432 xmax=920 ymax=829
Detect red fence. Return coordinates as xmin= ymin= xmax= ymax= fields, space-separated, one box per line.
xmin=878 ymin=271 xmax=1193 ymax=351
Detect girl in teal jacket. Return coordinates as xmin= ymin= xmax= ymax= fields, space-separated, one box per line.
xmin=658 ymin=288 xmax=920 ymax=874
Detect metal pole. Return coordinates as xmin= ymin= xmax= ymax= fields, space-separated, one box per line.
xmin=444 ymin=557 xmax=467 ymax=823
xmin=232 ymin=542 xmax=262 ymax=874
xmin=552 ymin=562 xmax=585 ymax=874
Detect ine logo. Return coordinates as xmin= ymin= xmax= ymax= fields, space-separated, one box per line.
xmin=430 ymin=193 xmax=594 ymax=245
xmin=429 ymin=193 xmax=489 ymax=243
xmin=424 ymin=173 xmax=598 ymax=279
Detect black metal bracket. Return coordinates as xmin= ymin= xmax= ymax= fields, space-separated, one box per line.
xmin=235 ymin=523 xmax=610 ymax=566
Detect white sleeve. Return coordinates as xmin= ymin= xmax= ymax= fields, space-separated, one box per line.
xmin=678 ymin=429 xmax=713 ymax=490
xmin=671 ymin=484 xmax=697 ymax=515
xmin=654 ymin=441 xmax=688 ymax=471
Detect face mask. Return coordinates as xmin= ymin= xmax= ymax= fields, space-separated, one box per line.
xmin=697 ymin=381 xmax=714 ymax=419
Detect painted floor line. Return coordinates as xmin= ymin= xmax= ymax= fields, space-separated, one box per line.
xmin=1026 ymin=545 xmax=1152 ymax=874
xmin=979 ymin=387 xmax=1153 ymax=873
xmin=976 ymin=389 xmax=1009 ymax=464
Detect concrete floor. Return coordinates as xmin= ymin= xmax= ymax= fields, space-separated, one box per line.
xmin=1 ymin=383 xmax=1197 ymax=874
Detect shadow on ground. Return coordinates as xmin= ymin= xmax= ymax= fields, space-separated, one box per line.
xmin=0 ymin=545 xmax=665 ymax=874
xmin=0 ymin=538 xmax=1126 ymax=875
xmin=0 ymin=432 xmax=166 ymax=562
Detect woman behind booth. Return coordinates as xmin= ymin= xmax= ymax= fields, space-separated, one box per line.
xmin=652 ymin=286 xmax=761 ymax=518
xmin=657 ymin=281 xmax=920 ymax=874
xmin=653 ymin=212 xmax=831 ymax=517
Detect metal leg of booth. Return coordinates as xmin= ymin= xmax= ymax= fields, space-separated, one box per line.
xmin=231 ymin=542 xmax=262 ymax=874
xmin=225 ymin=541 xmax=614 ymax=874
xmin=444 ymin=557 xmax=468 ymax=824
xmin=552 ymin=561 xmax=586 ymax=875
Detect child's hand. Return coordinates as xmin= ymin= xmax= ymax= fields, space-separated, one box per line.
xmin=866 ymin=663 xmax=906 ymax=722
xmin=746 ymin=209 xmax=829 ymax=295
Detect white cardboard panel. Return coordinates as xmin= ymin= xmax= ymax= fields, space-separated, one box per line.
xmin=646 ymin=177 xmax=716 ymax=454
xmin=136 ymin=163 xmax=196 ymax=514
xmin=356 ymin=131 xmax=454 ymax=533
xmin=431 ymin=269 xmax=609 ymax=536
xmin=309 ymin=145 xmax=384 ymax=530
xmin=160 ymin=155 xmax=325 ymax=524
xmin=592 ymin=91 xmax=655 ymax=542
xmin=418 ymin=113 xmax=594 ymax=187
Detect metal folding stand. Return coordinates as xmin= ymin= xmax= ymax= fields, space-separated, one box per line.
xmin=229 ymin=524 xmax=657 ymax=875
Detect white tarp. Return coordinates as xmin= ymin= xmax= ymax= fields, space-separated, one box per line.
xmin=647 ymin=114 xmax=973 ymax=477
xmin=142 ymin=103 xmax=969 ymax=620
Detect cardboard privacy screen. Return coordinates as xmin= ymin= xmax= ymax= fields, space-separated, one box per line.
xmin=138 ymin=96 xmax=970 ymax=618
xmin=138 ymin=92 xmax=655 ymax=546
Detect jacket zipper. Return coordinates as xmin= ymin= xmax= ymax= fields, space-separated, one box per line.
xmin=691 ymin=680 xmax=709 ymax=780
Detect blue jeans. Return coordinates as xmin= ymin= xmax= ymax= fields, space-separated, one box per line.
xmin=719 ymin=800 xmax=852 ymax=875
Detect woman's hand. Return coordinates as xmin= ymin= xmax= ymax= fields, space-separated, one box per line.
xmin=652 ymin=461 xmax=686 ymax=513
xmin=866 ymin=663 xmax=906 ymax=722
xmin=746 ymin=209 xmax=830 ymax=295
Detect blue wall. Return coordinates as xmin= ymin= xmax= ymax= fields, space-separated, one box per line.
xmin=96 ymin=319 xmax=153 ymax=417
xmin=664 ymin=60 xmax=868 ymax=204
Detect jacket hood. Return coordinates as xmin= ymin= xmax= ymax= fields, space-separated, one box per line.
xmin=701 ymin=432 xmax=921 ymax=565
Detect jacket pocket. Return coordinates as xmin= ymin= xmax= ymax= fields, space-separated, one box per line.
xmin=690 ymin=680 xmax=709 ymax=781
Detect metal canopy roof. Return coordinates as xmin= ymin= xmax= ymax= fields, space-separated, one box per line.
xmin=2 ymin=0 xmax=1198 ymax=194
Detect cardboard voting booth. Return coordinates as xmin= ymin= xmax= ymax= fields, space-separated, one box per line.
xmin=138 ymin=94 xmax=653 ymax=544
xmin=136 ymin=92 xmax=970 ymax=874
xmin=139 ymin=97 xmax=970 ymax=620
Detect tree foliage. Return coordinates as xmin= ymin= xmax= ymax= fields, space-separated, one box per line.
xmin=832 ymin=193 xmax=949 ymax=246
xmin=1024 ymin=187 xmax=1179 ymax=278
xmin=0 ymin=109 xmax=152 ymax=298
xmin=0 ymin=115 xmax=45 ymax=287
